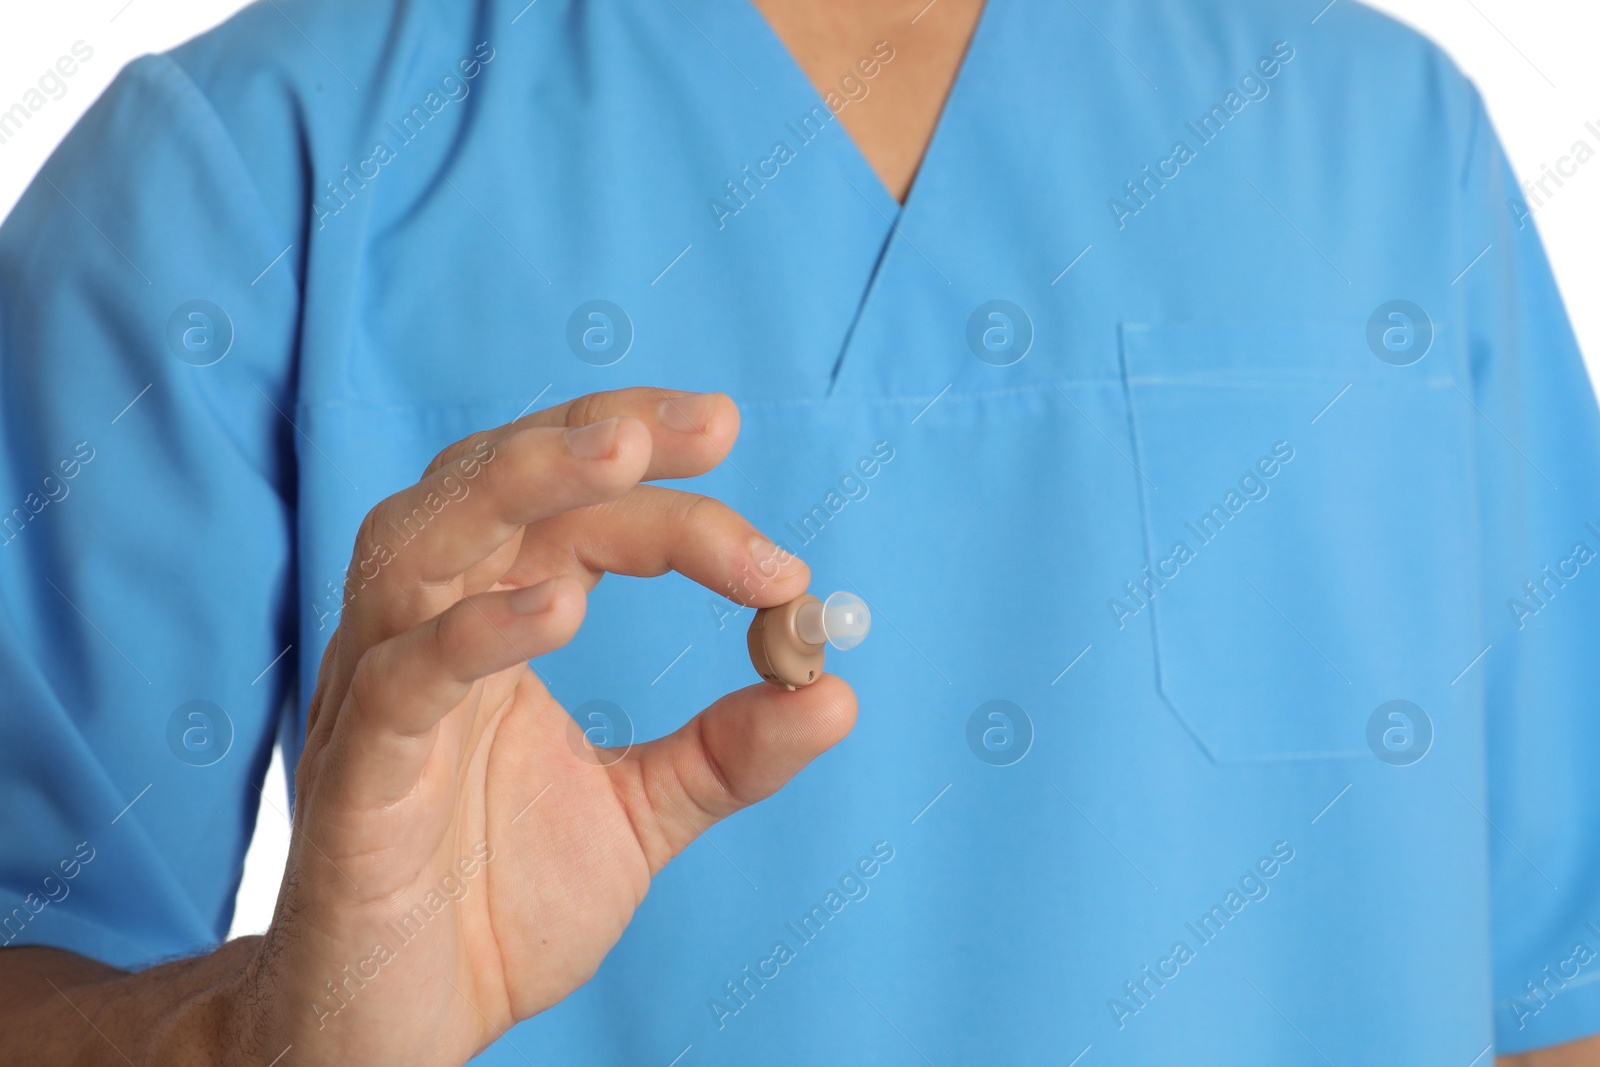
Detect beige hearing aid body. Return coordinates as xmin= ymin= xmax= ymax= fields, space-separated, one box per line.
xmin=747 ymin=590 xmax=871 ymax=689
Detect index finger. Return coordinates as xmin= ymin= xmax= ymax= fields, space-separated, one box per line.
xmin=509 ymin=484 xmax=812 ymax=609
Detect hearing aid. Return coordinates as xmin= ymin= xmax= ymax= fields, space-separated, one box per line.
xmin=747 ymin=590 xmax=871 ymax=689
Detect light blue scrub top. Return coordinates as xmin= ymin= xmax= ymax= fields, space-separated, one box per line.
xmin=4 ymin=0 xmax=1599 ymax=1062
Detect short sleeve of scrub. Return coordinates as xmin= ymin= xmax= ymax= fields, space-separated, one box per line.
xmin=1461 ymin=87 xmax=1600 ymax=1053
xmin=0 ymin=54 xmax=299 ymax=969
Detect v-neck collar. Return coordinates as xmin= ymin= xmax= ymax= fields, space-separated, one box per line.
xmin=729 ymin=0 xmax=1001 ymax=227
xmin=708 ymin=0 xmax=1004 ymax=394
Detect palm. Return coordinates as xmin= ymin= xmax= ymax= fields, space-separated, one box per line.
xmin=478 ymin=668 xmax=654 ymax=1020
xmin=297 ymin=660 xmax=654 ymax=1062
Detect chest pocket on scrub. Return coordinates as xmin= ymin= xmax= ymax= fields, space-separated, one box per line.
xmin=1117 ymin=320 xmax=1475 ymax=763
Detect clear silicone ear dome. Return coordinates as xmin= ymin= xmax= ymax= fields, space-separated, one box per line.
xmin=795 ymin=591 xmax=872 ymax=651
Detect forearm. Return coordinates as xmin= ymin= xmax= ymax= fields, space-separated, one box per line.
xmin=0 ymin=940 xmax=264 ymax=1066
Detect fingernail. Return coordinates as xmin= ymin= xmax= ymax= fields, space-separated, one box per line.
xmin=566 ymin=417 xmax=619 ymax=460
xmin=749 ymin=534 xmax=802 ymax=578
xmin=509 ymin=579 xmax=560 ymax=615
xmin=658 ymin=393 xmax=717 ymax=434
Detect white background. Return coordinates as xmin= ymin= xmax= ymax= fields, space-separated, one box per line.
xmin=2 ymin=0 xmax=1596 ymax=941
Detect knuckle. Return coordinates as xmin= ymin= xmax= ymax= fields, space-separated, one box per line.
xmin=429 ymin=601 xmax=476 ymax=676
xmin=564 ymin=391 xmax=608 ymax=429
xmin=353 ymin=503 xmax=391 ymax=564
xmin=675 ymin=492 xmax=720 ymax=535
xmin=692 ymin=718 xmax=742 ymax=809
xmin=424 ymin=430 xmax=496 ymax=480
xmin=346 ymin=649 xmax=389 ymax=719
xmin=421 ymin=444 xmax=456 ymax=479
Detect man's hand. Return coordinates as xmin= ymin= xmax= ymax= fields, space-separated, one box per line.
xmin=1500 ymin=1037 xmax=1600 ymax=1066
xmin=0 ymin=387 xmax=857 ymax=1066
xmin=255 ymin=386 xmax=857 ymax=1062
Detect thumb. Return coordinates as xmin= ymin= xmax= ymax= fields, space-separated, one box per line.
xmin=609 ymin=675 xmax=857 ymax=874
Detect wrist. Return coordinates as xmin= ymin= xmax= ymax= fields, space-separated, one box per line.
xmin=133 ymin=936 xmax=273 ymax=1065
